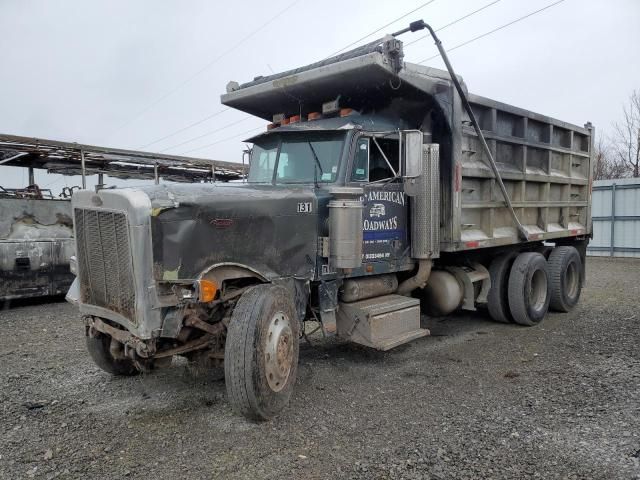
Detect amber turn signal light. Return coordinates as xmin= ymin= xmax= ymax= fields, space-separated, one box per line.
xmin=198 ymin=279 xmax=218 ymax=302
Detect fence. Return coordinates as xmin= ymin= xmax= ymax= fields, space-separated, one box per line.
xmin=588 ymin=178 xmax=640 ymax=257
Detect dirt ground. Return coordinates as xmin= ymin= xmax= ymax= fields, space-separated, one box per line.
xmin=1 ymin=256 xmax=639 ymax=480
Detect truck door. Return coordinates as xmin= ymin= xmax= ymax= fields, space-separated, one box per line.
xmin=351 ymin=136 xmax=408 ymax=266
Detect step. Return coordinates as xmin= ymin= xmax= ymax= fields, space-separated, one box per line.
xmin=336 ymin=294 xmax=429 ymax=351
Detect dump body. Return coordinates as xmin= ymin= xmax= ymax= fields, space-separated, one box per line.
xmin=222 ymin=40 xmax=594 ymax=252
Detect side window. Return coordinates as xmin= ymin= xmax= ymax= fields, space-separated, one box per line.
xmin=351 ymin=138 xmax=369 ymax=181
xmin=369 ymin=138 xmax=399 ymax=181
xmin=249 ymin=148 xmax=277 ymax=183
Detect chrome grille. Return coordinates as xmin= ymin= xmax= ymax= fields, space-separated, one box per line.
xmin=74 ymin=208 xmax=136 ymax=321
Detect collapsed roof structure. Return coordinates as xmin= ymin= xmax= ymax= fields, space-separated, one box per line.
xmin=0 ymin=133 xmax=246 ymax=184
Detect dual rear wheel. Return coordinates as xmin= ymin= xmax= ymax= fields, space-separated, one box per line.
xmin=487 ymin=246 xmax=582 ymax=326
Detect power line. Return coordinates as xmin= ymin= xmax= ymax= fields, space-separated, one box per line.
xmin=180 ymin=126 xmax=264 ymax=156
xmin=138 ymin=108 xmax=230 ymax=149
xmin=326 ymin=0 xmax=438 ymax=58
xmin=418 ymin=0 xmax=566 ymax=64
xmin=135 ymin=0 xmax=511 ymax=156
xmin=404 ymin=0 xmax=502 ymax=48
xmin=108 ymin=0 xmax=301 ymax=139
xmin=160 ymin=116 xmax=252 ymax=152
xmin=142 ymin=1 xmax=439 ymax=154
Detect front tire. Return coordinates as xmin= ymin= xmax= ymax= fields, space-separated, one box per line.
xmin=508 ymin=252 xmax=550 ymax=326
xmin=86 ymin=332 xmax=138 ymax=376
xmin=224 ymin=284 xmax=299 ymax=421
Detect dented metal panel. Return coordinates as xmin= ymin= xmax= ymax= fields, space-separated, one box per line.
xmin=144 ymin=183 xmax=318 ymax=281
xmin=0 ymin=197 xmax=74 ymax=300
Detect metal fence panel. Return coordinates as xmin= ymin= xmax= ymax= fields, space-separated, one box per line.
xmin=588 ymin=178 xmax=640 ymax=257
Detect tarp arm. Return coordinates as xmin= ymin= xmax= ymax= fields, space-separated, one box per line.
xmin=402 ymin=20 xmax=529 ymax=241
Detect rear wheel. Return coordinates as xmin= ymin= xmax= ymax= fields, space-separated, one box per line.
xmin=224 ymin=284 xmax=299 ymax=421
xmin=487 ymin=252 xmax=518 ymax=323
xmin=86 ymin=331 xmax=138 ymax=376
xmin=548 ymin=246 xmax=582 ymax=312
xmin=508 ymin=252 xmax=550 ymax=326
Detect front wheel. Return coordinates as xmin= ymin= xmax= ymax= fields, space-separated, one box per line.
xmin=86 ymin=331 xmax=139 ymax=376
xmin=224 ymin=284 xmax=299 ymax=421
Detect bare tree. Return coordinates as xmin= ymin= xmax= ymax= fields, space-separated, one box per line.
xmin=593 ymin=135 xmax=630 ymax=180
xmin=611 ymin=90 xmax=640 ymax=177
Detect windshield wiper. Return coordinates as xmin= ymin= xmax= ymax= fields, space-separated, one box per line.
xmin=307 ymin=141 xmax=323 ymax=186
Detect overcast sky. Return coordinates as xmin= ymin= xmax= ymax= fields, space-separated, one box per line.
xmin=1 ymin=0 xmax=638 ymax=194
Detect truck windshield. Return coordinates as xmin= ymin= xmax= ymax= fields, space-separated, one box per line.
xmin=248 ymin=133 xmax=344 ymax=184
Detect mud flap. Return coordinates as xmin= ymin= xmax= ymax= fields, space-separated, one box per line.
xmin=65 ymin=277 xmax=80 ymax=306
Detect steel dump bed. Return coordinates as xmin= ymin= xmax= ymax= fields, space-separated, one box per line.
xmin=222 ymin=38 xmax=594 ymax=252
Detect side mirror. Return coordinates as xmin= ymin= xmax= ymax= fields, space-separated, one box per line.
xmin=402 ymin=130 xmax=423 ymax=178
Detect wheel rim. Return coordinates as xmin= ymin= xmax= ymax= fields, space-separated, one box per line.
xmin=530 ymin=269 xmax=548 ymax=312
xmin=564 ymin=261 xmax=579 ymax=299
xmin=264 ymin=311 xmax=294 ymax=392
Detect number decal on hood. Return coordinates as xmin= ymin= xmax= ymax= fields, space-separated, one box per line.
xmin=297 ymin=202 xmax=312 ymax=213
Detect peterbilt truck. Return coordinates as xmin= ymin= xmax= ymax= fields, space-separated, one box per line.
xmin=68 ymin=22 xmax=593 ymax=420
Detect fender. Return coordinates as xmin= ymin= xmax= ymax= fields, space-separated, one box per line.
xmin=198 ymin=262 xmax=309 ymax=322
xmin=197 ymin=262 xmax=272 ymax=289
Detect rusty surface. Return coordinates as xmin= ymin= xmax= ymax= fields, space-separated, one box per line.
xmin=183 ymin=313 xmax=225 ymax=336
xmin=153 ymin=336 xmax=213 ymax=359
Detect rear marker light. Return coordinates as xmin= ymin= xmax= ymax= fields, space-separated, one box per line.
xmin=322 ymin=99 xmax=340 ymax=115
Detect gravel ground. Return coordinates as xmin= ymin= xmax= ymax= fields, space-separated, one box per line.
xmin=1 ymin=256 xmax=639 ymax=480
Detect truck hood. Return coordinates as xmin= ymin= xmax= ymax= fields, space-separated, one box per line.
xmin=136 ymin=183 xmax=319 ymax=281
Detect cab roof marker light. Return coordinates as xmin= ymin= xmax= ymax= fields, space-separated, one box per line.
xmin=339 ymin=108 xmax=354 ymax=117
xmin=307 ymin=112 xmax=322 ymax=121
xmin=289 ymin=115 xmax=303 ymax=124
xmin=281 ymin=117 xmax=290 ymax=125
xmin=322 ymin=98 xmax=341 ymax=116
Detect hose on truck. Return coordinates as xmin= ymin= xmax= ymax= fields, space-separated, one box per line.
xmin=397 ymin=259 xmax=433 ymax=295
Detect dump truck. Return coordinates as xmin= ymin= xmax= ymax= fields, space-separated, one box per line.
xmin=67 ymin=21 xmax=593 ymax=420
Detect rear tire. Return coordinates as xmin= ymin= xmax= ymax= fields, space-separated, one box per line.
xmin=535 ymin=245 xmax=553 ymax=259
xmin=225 ymin=284 xmax=299 ymax=421
xmin=487 ymin=252 xmax=518 ymax=323
xmin=508 ymin=252 xmax=550 ymax=326
xmin=86 ymin=332 xmax=138 ymax=376
xmin=548 ymin=246 xmax=582 ymax=312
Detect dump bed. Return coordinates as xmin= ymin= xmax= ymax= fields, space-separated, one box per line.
xmin=222 ymin=37 xmax=594 ymax=252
